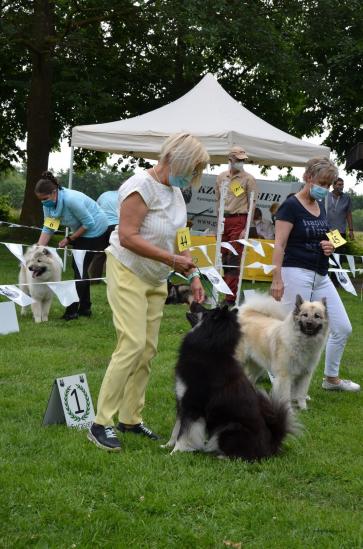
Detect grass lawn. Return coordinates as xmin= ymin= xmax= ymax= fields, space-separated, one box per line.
xmin=0 ymin=234 xmax=362 ymax=548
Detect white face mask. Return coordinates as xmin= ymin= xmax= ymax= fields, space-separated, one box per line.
xmin=230 ymin=161 xmax=244 ymax=171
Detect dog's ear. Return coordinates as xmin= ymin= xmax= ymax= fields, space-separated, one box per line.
xmin=294 ymin=294 xmax=304 ymax=314
xmin=42 ymin=248 xmax=50 ymax=255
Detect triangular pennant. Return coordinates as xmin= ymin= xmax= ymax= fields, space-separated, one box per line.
xmin=346 ymin=255 xmax=356 ymax=277
xmin=248 ymin=239 xmax=265 ymax=257
xmin=47 ymin=246 xmax=63 ymax=267
xmin=71 ymin=249 xmax=87 ymax=277
xmin=4 ymin=243 xmax=25 ymax=265
xmin=334 ymin=271 xmax=357 ymax=296
xmin=332 ymin=253 xmax=342 ymax=269
xmin=48 ymin=281 xmax=79 ymax=307
xmin=221 ymin=242 xmax=238 ymax=255
xmin=0 ymin=285 xmax=34 ymax=306
xmin=199 ymin=266 xmax=234 ymax=295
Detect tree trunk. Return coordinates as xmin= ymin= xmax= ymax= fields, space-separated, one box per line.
xmin=20 ymin=0 xmax=54 ymax=228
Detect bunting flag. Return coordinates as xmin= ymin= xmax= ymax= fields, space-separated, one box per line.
xmin=0 ymin=285 xmax=34 ymax=306
xmin=346 ymin=255 xmax=356 ymax=276
xmin=334 ymin=271 xmax=357 ymax=296
xmin=245 ymin=261 xmax=275 ymax=274
xmin=48 ymin=281 xmax=79 ymax=306
xmin=4 ymin=243 xmax=25 ymax=266
xmin=48 ymin=247 xmax=63 ymax=266
xmin=248 ymin=239 xmax=265 ymax=257
xmin=200 ymin=266 xmax=234 ymax=295
xmin=220 ymin=242 xmax=238 ymax=255
xmin=191 ymin=244 xmax=213 ymax=265
xmin=332 ymin=253 xmax=342 ymax=269
xmin=71 ymin=249 xmax=87 ymax=277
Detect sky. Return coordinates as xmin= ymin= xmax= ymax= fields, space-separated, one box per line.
xmin=48 ymin=136 xmax=363 ymax=195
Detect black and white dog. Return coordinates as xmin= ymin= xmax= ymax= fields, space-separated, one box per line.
xmin=164 ymin=303 xmax=297 ymax=461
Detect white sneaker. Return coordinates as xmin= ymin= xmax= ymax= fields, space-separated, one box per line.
xmin=322 ymin=379 xmax=361 ymax=392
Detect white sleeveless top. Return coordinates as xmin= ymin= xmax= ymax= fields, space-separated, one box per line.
xmin=108 ymin=172 xmax=187 ymax=286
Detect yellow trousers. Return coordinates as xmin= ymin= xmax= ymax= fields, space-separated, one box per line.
xmin=95 ymin=253 xmax=168 ymax=426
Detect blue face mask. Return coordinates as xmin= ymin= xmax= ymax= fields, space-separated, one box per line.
xmin=169 ymin=173 xmax=193 ymax=189
xmin=310 ymin=184 xmax=328 ymax=201
xmin=41 ymin=198 xmax=57 ymax=207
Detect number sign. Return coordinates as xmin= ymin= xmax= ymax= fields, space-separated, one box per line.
xmin=326 ymin=230 xmax=347 ymax=248
xmin=176 ymin=227 xmax=191 ymax=251
xmin=44 ymin=217 xmax=60 ymax=230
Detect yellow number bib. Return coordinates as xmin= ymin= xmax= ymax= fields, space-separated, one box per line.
xmin=230 ymin=180 xmax=245 ymax=197
xmin=44 ymin=217 xmax=60 ymax=231
xmin=176 ymin=227 xmax=191 ymax=252
xmin=326 ymin=229 xmax=346 ymax=248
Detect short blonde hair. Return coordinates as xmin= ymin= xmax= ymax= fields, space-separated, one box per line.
xmin=304 ymin=157 xmax=338 ymax=186
xmin=159 ymin=133 xmax=209 ymax=187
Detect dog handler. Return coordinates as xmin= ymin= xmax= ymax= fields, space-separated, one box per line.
xmin=88 ymin=133 xmax=209 ymax=451
xmin=270 ymin=157 xmax=360 ymax=393
xmin=35 ymin=171 xmax=109 ymax=320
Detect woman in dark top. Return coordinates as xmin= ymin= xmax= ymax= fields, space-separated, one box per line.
xmin=270 ymin=157 xmax=360 ymax=393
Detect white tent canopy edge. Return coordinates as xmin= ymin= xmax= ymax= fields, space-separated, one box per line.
xmin=71 ymin=73 xmax=330 ymax=167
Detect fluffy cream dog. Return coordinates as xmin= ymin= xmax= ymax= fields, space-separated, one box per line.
xmin=19 ymin=246 xmax=62 ymax=323
xmin=236 ymin=293 xmax=329 ymax=410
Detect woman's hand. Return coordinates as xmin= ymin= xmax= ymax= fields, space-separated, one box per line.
xmin=270 ymin=278 xmax=284 ymax=301
xmin=190 ymin=276 xmax=205 ymax=303
xmin=58 ymin=238 xmax=69 ymax=248
xmin=320 ymin=240 xmax=335 ymax=256
xmin=173 ymin=254 xmax=196 ymax=275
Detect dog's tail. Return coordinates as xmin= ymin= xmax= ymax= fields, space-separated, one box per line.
xmin=239 ymin=293 xmax=287 ymax=320
xmin=257 ymin=390 xmax=300 ymax=452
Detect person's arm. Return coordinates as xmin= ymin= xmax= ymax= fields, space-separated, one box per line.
xmin=270 ymin=220 xmax=293 ymax=301
xmin=37 ymin=232 xmax=52 ymax=246
xmin=347 ymin=211 xmax=354 ymax=240
xmin=59 ymin=226 xmax=87 ymax=248
xmin=119 ymin=192 xmax=195 ymax=274
xmin=180 ymin=249 xmax=205 ymax=303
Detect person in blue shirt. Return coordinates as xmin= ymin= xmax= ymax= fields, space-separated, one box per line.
xmin=35 ymin=171 xmax=109 ymax=320
xmin=88 ymin=190 xmax=120 ymax=279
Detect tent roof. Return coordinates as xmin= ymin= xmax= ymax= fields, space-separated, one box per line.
xmin=71 ymin=73 xmax=330 ymax=167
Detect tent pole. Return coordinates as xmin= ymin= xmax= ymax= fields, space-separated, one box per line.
xmin=213 ymin=180 xmax=228 ymax=305
xmin=236 ymin=191 xmax=254 ymax=306
xmin=63 ymin=146 xmax=74 ymax=272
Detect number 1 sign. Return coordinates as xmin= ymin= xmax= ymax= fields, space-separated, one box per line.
xmin=43 ymin=373 xmax=95 ymax=429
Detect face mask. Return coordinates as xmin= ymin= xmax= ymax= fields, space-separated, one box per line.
xmin=233 ymin=161 xmax=244 ymax=171
xmin=169 ymin=173 xmax=193 ymax=189
xmin=310 ymin=184 xmax=328 ymax=201
xmin=41 ymin=198 xmax=56 ymax=207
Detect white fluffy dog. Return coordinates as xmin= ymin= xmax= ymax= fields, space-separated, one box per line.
xmin=19 ymin=246 xmax=62 ymax=323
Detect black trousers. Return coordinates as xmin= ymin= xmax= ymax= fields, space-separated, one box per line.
xmin=65 ymin=230 xmax=109 ymax=315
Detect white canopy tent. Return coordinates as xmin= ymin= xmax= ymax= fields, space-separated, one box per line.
xmin=71 ymin=72 xmax=330 ymax=166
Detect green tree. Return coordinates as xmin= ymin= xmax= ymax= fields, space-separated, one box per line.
xmin=0 ymin=169 xmax=26 ymax=209
xmin=57 ymin=167 xmax=133 ymax=201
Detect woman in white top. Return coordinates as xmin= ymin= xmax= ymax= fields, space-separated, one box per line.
xmin=88 ymin=133 xmax=210 ymax=451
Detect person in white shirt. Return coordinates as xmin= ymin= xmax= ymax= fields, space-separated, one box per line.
xmin=88 ymin=133 xmax=209 ymax=452
xmin=254 ymin=207 xmax=275 ymax=239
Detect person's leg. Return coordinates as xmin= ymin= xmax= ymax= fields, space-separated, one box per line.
xmin=223 ymin=215 xmax=247 ymax=302
xmin=95 ymin=254 xmax=149 ymax=426
xmin=117 ymin=281 xmax=167 ymax=426
xmin=281 ymin=267 xmax=315 ymax=308
xmin=310 ymin=275 xmax=354 ymax=384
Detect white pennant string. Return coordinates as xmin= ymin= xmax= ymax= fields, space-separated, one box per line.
xmin=4 ymin=243 xmax=25 ymax=266
xmin=48 ymin=281 xmax=79 ymax=306
xmin=71 ymin=250 xmax=87 ymax=278
xmin=0 ymin=285 xmax=34 ymax=306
